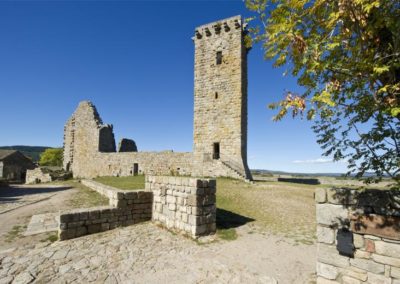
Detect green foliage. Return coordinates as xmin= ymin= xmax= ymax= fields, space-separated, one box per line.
xmin=39 ymin=148 xmax=63 ymax=167
xmin=245 ymin=0 xmax=400 ymax=187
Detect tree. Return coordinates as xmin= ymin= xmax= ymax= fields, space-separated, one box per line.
xmin=245 ymin=0 xmax=400 ymax=187
xmin=39 ymin=148 xmax=63 ymax=167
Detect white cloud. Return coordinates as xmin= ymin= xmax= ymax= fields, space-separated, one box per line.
xmin=292 ymin=158 xmax=334 ymax=164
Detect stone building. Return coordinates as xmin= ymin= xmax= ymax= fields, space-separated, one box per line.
xmin=63 ymin=16 xmax=252 ymax=181
xmin=0 ymin=150 xmax=35 ymax=182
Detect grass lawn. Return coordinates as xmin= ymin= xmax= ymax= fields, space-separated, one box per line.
xmin=216 ymin=177 xmax=317 ymax=244
xmin=94 ymin=175 xmax=145 ymax=190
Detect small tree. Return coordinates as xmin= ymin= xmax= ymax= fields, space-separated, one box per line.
xmin=39 ymin=148 xmax=63 ymax=167
xmin=245 ymin=0 xmax=400 ymax=187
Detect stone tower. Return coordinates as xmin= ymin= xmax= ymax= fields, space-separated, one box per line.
xmin=193 ymin=15 xmax=252 ymax=180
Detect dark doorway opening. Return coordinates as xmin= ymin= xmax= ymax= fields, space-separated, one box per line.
xmin=213 ymin=143 xmax=220 ymax=160
xmin=133 ymin=163 xmax=139 ymax=176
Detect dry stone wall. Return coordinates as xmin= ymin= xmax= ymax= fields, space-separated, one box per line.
xmin=58 ymin=180 xmax=152 ymax=240
xmin=315 ymin=187 xmax=400 ymax=284
xmin=26 ymin=168 xmax=52 ymax=184
xmin=148 ymin=176 xmax=217 ymax=238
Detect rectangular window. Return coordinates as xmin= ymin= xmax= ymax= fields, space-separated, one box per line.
xmin=213 ymin=143 xmax=220 ymax=160
xmin=216 ymin=51 xmax=222 ymax=65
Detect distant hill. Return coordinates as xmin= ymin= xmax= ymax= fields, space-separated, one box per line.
xmin=0 ymin=146 xmax=55 ymax=162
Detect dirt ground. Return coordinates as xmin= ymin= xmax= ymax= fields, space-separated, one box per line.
xmin=0 ymin=182 xmax=108 ymax=250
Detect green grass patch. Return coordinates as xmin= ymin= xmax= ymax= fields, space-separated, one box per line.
xmin=94 ymin=175 xmax=145 ymax=190
xmin=41 ymin=233 xmax=58 ymax=243
xmin=5 ymin=225 xmax=25 ymax=243
xmin=216 ymin=177 xmax=316 ymax=243
xmin=217 ymin=228 xmax=238 ymax=240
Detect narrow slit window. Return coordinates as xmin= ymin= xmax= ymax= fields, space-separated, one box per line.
xmin=213 ymin=143 xmax=220 ymax=160
xmin=215 ymin=92 xmax=218 ymax=99
xmin=216 ymin=51 xmax=222 ymax=65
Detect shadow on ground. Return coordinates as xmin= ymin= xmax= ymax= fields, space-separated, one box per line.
xmin=216 ymin=208 xmax=255 ymax=230
xmin=0 ymin=185 xmax=72 ymax=203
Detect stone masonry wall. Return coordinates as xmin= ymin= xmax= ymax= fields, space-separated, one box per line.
xmin=26 ymin=168 xmax=52 ymax=184
xmin=193 ymin=15 xmax=251 ymax=180
xmin=315 ymin=187 xmax=400 ymax=283
xmin=58 ymin=180 xmax=152 ymax=240
xmin=147 ymin=176 xmax=217 ymax=238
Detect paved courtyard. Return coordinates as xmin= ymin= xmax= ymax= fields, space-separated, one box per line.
xmin=0 ymin=222 xmax=315 ymax=284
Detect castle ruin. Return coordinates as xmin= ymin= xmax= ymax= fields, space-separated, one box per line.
xmin=63 ymin=16 xmax=252 ymax=181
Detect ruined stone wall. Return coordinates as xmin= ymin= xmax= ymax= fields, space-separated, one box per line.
xmin=26 ymin=168 xmax=52 ymax=184
xmin=315 ymin=187 xmax=400 ymax=283
xmin=63 ymin=102 xmax=193 ymax=179
xmin=58 ymin=179 xmax=152 ymax=240
xmin=193 ymin=16 xmax=251 ymax=180
xmin=148 ymin=176 xmax=216 ymax=238
xmin=76 ymin=151 xmax=194 ymax=179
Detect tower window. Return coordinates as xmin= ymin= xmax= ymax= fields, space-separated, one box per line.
xmin=215 ymin=92 xmax=218 ymax=99
xmin=213 ymin=143 xmax=220 ymax=160
xmin=216 ymin=51 xmax=222 ymax=65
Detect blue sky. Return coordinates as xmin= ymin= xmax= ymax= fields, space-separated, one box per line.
xmin=0 ymin=0 xmax=348 ymax=173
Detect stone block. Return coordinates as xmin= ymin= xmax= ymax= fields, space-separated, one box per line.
xmin=88 ymin=210 xmax=100 ymax=220
xmin=366 ymin=272 xmax=392 ymax=284
xmin=187 ymin=195 xmax=197 ymax=206
xmin=88 ymin=224 xmax=101 ymax=234
xmin=353 ymin=234 xmax=364 ymax=249
xmin=372 ymin=253 xmax=400 ymax=267
xmin=317 ymin=243 xmax=350 ymax=268
xmin=315 ymin=188 xmax=327 ymax=203
xmin=349 ymin=258 xmax=384 ymax=274
xmin=341 ymin=267 xmax=368 ymax=281
xmin=317 ymin=226 xmax=335 ymax=244
xmin=354 ymin=250 xmax=370 ymax=259
xmin=189 ymin=215 xmax=201 ymax=226
xmin=316 ymin=262 xmax=338 ymax=280
xmin=327 ymin=188 xmax=357 ymax=205
xmin=391 ymin=266 xmax=400 ymax=279
xmin=341 ymin=276 xmax=361 ymax=284
xmin=316 ymin=204 xmax=349 ymax=226
xmin=125 ymin=192 xmax=138 ymax=200
xmin=375 ymin=240 xmax=400 ymax=258
xmin=365 ymin=239 xmax=375 ymax=253
xmin=191 ymin=224 xmax=207 ymax=236
xmin=75 ymin=226 xmax=87 ymax=237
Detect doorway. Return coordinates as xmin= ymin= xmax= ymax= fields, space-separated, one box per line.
xmin=133 ymin=163 xmax=139 ymax=176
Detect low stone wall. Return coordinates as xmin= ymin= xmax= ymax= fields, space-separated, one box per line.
xmin=147 ymin=176 xmax=216 ymax=238
xmin=58 ymin=180 xmax=152 ymax=240
xmin=315 ymin=187 xmax=400 ymax=283
xmin=26 ymin=168 xmax=52 ymax=184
